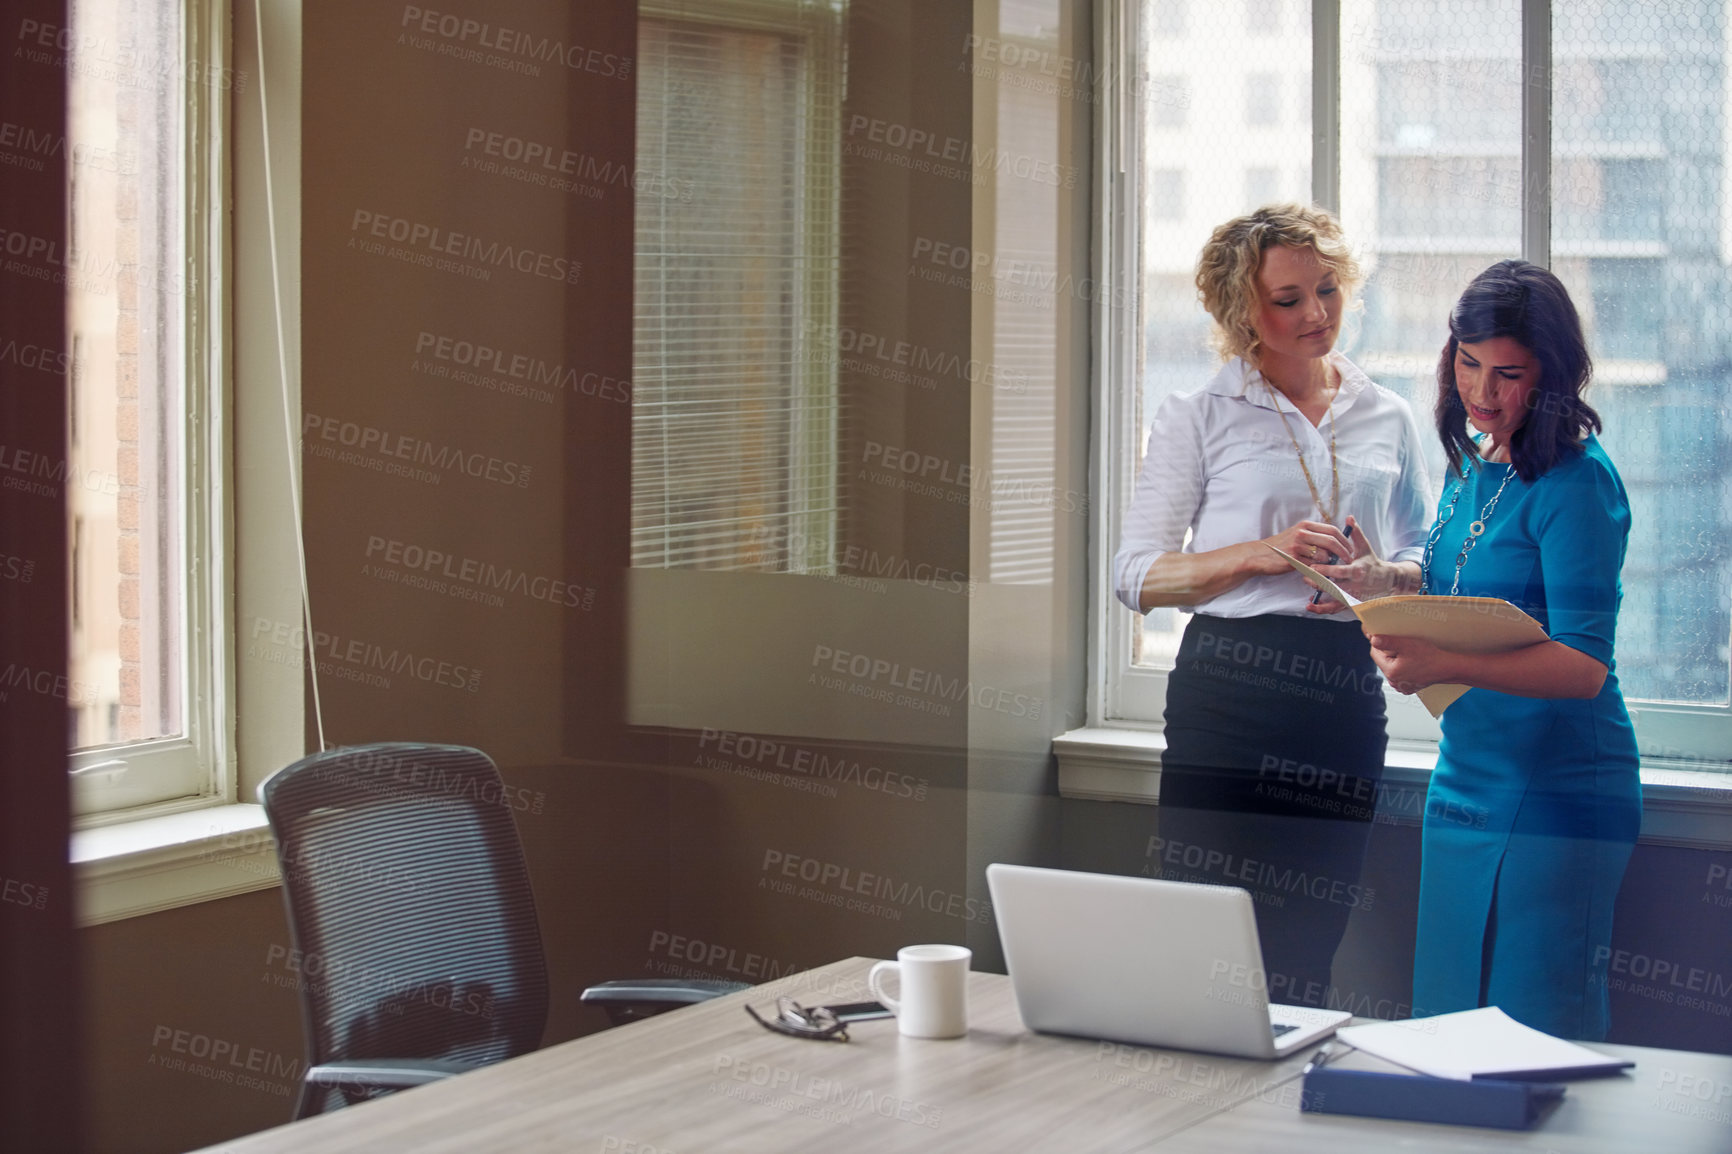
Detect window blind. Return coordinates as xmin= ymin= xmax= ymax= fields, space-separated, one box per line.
xmin=632 ymin=3 xmax=843 ymax=572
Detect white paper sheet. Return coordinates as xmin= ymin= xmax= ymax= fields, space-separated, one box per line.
xmin=1336 ymin=1007 xmax=1632 ymax=1081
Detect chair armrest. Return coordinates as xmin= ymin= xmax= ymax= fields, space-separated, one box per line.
xmin=305 ymin=1057 xmax=480 ymax=1090
xmin=580 ymin=978 xmax=751 ymax=1026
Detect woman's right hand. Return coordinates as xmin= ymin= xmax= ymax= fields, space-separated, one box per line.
xmin=1137 ymin=520 xmax=1352 ymax=612
xmin=1258 ymin=520 xmax=1353 ymax=577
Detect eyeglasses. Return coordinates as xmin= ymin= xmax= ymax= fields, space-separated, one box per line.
xmin=744 ymin=996 xmax=851 ymax=1042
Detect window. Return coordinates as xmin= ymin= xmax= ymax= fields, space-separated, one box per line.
xmin=631 ymin=0 xmax=843 ymax=574
xmin=1107 ymin=0 xmax=1313 ymax=717
xmin=65 ymin=0 xmax=231 ymax=815
xmin=1150 ymin=0 xmax=1187 ymax=39
xmin=1101 ymin=0 xmax=1732 ymax=770
xmin=1244 ymin=165 xmax=1279 ymax=211
xmin=1247 ymin=0 xmax=1283 ymax=36
xmin=1148 ymin=168 xmax=1185 ymax=221
xmin=1148 ymin=73 xmax=1187 ymax=128
xmin=1245 ymin=72 xmax=1280 ymax=127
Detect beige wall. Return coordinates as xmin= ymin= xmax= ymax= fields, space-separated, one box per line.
xmin=82 ymin=2 xmax=1094 ymax=1151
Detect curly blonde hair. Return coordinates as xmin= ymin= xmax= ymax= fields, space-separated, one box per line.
xmin=1195 ymin=203 xmax=1362 ymax=364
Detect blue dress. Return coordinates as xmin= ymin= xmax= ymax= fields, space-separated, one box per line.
xmin=1414 ymin=434 xmax=1641 ymax=1041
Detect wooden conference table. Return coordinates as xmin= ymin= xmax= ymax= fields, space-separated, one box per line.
xmin=197 ymin=958 xmax=1732 ymax=1153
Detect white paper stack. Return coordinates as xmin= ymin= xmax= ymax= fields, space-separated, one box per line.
xmin=1335 ymin=1007 xmax=1633 ymax=1081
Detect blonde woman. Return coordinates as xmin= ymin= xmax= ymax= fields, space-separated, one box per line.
xmin=1114 ymin=204 xmax=1432 ymax=1006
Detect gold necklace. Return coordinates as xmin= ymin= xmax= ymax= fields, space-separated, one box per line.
xmin=1264 ymin=372 xmax=1339 ymax=525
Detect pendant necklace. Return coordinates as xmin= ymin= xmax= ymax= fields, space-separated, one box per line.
xmin=1422 ymin=455 xmax=1516 ymax=596
xmin=1264 ymin=374 xmax=1338 ymax=525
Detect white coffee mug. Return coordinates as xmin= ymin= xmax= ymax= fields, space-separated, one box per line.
xmin=867 ymin=944 xmax=971 ymax=1038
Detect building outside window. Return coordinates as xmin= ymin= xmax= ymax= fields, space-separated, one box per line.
xmin=1246 ymin=71 xmax=1281 ymax=127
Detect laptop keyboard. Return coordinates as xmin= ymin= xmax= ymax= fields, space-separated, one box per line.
xmin=1271 ymin=1023 xmax=1299 ymax=1038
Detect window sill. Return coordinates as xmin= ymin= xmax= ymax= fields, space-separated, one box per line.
xmin=1054 ymin=726 xmax=1732 ymax=851
xmin=71 ymin=804 xmax=280 ymax=927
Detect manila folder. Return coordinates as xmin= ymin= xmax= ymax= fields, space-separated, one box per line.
xmin=1262 ymin=544 xmax=1547 ymax=718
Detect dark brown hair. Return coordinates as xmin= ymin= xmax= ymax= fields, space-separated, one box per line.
xmin=1435 ymin=259 xmax=1601 ymax=482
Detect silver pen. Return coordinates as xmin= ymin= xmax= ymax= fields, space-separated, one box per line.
xmin=1302 ymin=1042 xmax=1334 ymax=1077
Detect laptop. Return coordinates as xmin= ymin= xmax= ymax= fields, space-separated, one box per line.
xmin=986 ymin=863 xmax=1349 ymax=1058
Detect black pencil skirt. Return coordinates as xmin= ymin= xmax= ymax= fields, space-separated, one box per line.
xmin=1154 ymin=613 xmax=1387 ymax=1008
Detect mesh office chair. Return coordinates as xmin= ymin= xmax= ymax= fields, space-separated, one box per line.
xmin=261 ymin=743 xmax=742 ymax=1119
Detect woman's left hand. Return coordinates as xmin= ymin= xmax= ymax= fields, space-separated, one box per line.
xmin=1365 ymin=633 xmax=1457 ymax=695
xmin=1309 ymin=556 xmax=1422 ymax=611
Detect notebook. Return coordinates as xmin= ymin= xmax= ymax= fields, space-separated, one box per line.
xmin=986 ymin=863 xmax=1348 ymax=1059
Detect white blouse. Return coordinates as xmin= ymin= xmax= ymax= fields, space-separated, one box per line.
xmin=1114 ymin=352 xmax=1435 ymax=619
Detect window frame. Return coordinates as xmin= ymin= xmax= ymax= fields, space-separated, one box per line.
xmin=72 ymin=0 xmax=307 ymax=922
xmin=68 ymin=0 xmax=234 ymax=820
xmin=1089 ymin=0 xmax=1732 ymax=775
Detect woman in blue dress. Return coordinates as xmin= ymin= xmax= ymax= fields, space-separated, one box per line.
xmin=1364 ymin=260 xmax=1640 ymax=1041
